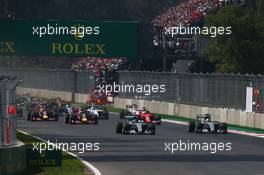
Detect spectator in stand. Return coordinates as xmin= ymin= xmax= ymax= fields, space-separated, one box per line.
xmin=152 ymin=0 xmax=246 ymax=52
xmin=71 ymin=57 xmax=126 ymax=82
xmin=152 ymin=0 xmax=245 ymax=28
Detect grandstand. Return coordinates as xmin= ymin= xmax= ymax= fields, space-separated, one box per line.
xmin=152 ymin=0 xmax=247 ymax=72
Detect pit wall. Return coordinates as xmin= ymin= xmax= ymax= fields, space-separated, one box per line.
xmin=16 ymin=87 xmax=88 ymax=104
xmin=113 ymin=97 xmax=264 ymax=129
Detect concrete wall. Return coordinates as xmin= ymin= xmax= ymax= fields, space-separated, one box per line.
xmin=16 ymin=87 xmax=88 ymax=103
xmin=0 ymin=141 xmax=26 ymax=175
xmin=113 ymin=97 xmax=264 ymax=129
xmin=74 ymin=93 xmax=89 ymax=104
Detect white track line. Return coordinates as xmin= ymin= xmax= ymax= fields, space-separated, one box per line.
xmin=18 ymin=130 xmax=102 ymax=175
xmin=162 ymin=119 xmax=188 ymax=126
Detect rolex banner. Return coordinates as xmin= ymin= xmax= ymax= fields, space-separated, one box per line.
xmin=0 ymin=20 xmax=138 ymax=58
xmin=26 ymin=148 xmax=62 ymax=167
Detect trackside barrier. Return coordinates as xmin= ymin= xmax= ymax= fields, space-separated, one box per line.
xmin=0 ymin=67 xmax=95 ymax=96
xmin=0 ymin=76 xmax=21 ymax=147
xmin=0 ymin=76 xmax=26 ymax=175
xmin=118 ymin=71 xmax=264 ymax=113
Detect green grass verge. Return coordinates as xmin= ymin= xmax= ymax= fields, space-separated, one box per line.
xmin=72 ymin=103 xmax=87 ymax=108
xmin=107 ymin=106 xmax=264 ymax=134
xmin=106 ymin=106 xmax=122 ymax=113
xmin=17 ymin=131 xmax=92 ymax=175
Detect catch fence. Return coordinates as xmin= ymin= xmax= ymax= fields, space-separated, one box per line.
xmin=118 ymin=71 xmax=264 ymax=111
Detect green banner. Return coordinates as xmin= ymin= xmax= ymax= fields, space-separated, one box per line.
xmin=0 ymin=20 xmax=138 ymax=58
xmin=26 ymin=148 xmax=62 ymax=167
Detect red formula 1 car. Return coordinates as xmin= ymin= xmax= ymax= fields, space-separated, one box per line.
xmin=136 ymin=108 xmax=161 ymax=125
xmin=119 ymin=105 xmax=161 ymax=124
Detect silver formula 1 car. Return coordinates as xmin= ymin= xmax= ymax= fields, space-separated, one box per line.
xmin=188 ymin=114 xmax=227 ymax=134
xmin=85 ymin=105 xmax=109 ymax=119
xmin=116 ymin=115 xmax=156 ymax=135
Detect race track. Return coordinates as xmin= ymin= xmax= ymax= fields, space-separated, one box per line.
xmin=18 ymin=113 xmax=264 ymax=175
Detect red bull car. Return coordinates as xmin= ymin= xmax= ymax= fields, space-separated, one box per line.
xmin=27 ymin=103 xmax=59 ymax=121
xmin=65 ymin=107 xmax=98 ymax=125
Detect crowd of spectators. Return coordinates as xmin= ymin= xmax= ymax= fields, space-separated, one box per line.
xmin=152 ymin=0 xmax=246 ymax=55
xmin=71 ymin=57 xmax=127 ymax=101
xmin=71 ymin=57 xmax=126 ymax=82
xmin=71 ymin=57 xmax=126 ymax=73
xmin=152 ymin=0 xmax=246 ymax=27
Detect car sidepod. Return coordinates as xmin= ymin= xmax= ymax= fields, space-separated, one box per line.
xmin=98 ymin=110 xmax=109 ymax=119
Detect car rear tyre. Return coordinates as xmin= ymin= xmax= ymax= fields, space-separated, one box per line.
xmin=120 ymin=110 xmax=125 ymax=119
xmin=148 ymin=124 xmax=156 ymax=135
xmin=104 ymin=112 xmax=109 ymax=120
xmin=65 ymin=115 xmax=69 ymax=123
xmin=94 ymin=118 xmax=99 ymax=125
xmin=196 ymin=123 xmax=203 ymax=133
xmin=154 ymin=116 xmax=161 ymax=125
xmin=27 ymin=112 xmax=32 ymax=121
xmin=219 ymin=123 xmax=227 ymax=134
xmin=17 ymin=108 xmax=23 ymax=118
xmin=31 ymin=112 xmax=38 ymax=121
xmin=123 ymin=124 xmax=130 ymax=135
xmin=54 ymin=114 xmax=59 ymax=121
xmin=90 ymin=115 xmax=98 ymax=124
xmin=116 ymin=122 xmax=123 ymax=134
xmin=188 ymin=121 xmax=196 ymax=132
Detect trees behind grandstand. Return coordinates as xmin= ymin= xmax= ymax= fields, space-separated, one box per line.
xmin=202 ymin=0 xmax=264 ymax=74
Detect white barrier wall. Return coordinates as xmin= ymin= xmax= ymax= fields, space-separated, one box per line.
xmin=74 ymin=93 xmax=89 ymax=104
xmin=113 ymin=97 xmax=264 ymax=129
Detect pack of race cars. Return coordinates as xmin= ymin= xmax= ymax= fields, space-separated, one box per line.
xmin=17 ymin=94 xmax=109 ymax=125
xmin=18 ymin=95 xmax=160 ymax=135
xmin=64 ymin=105 xmax=109 ymax=124
xmin=17 ymin=94 xmax=228 ymax=135
xmin=120 ymin=104 xmax=161 ymax=124
xmin=116 ymin=104 xmax=160 ymax=135
xmin=116 ymin=115 xmax=156 ymax=135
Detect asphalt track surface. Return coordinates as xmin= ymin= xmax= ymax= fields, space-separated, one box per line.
xmin=18 ymin=113 xmax=264 ymax=175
